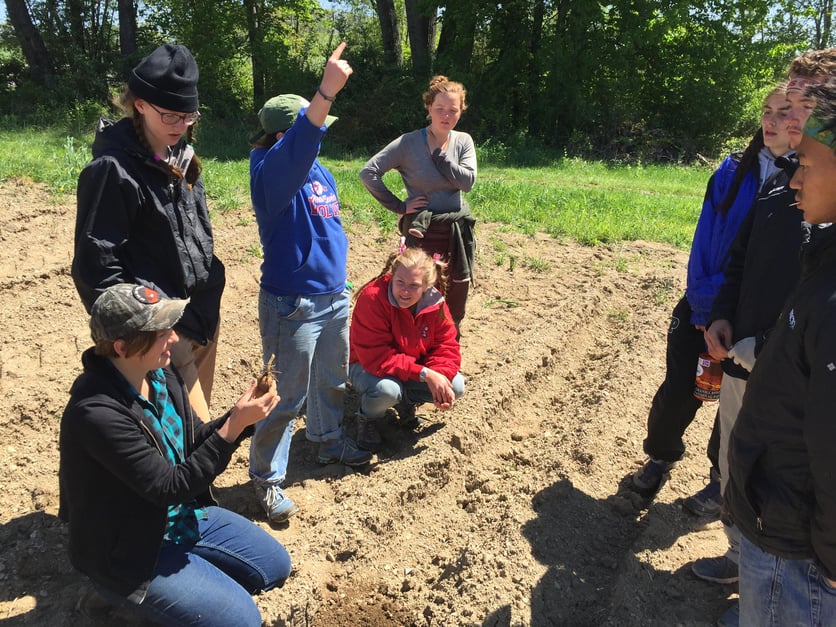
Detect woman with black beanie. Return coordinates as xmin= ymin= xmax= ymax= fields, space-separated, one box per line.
xmin=72 ymin=43 xmax=225 ymax=423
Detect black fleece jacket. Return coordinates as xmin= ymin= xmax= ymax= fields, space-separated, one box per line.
xmin=58 ymin=348 xmax=237 ymax=602
xmin=726 ymin=224 xmax=836 ymax=579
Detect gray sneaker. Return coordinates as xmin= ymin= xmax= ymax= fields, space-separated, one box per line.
xmin=253 ymin=482 xmax=299 ymax=523
xmin=691 ymin=555 xmax=739 ymax=584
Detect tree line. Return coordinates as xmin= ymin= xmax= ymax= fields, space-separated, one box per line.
xmin=1 ymin=0 xmax=834 ymax=160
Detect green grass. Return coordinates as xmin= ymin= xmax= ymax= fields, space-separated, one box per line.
xmin=0 ymin=123 xmax=710 ymax=249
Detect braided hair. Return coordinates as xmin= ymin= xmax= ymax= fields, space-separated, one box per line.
xmin=715 ymin=83 xmax=787 ymax=216
xmin=354 ymin=247 xmax=449 ymax=307
xmin=115 ymin=85 xmax=202 ymax=187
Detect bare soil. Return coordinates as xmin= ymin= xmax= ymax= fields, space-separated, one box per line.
xmin=0 ymin=179 xmax=735 ymax=626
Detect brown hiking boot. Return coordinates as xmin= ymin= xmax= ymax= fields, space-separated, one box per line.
xmin=395 ymin=402 xmax=418 ymax=429
xmin=356 ymin=415 xmax=382 ymax=451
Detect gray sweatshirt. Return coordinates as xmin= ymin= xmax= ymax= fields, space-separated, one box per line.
xmin=359 ymin=128 xmax=477 ymax=215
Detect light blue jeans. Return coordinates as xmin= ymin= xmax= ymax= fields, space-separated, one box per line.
xmin=250 ymin=288 xmax=350 ymax=485
xmin=348 ymin=362 xmax=465 ymax=419
xmin=739 ymin=534 xmax=836 ymax=626
xmin=96 ymin=506 xmax=291 ymax=627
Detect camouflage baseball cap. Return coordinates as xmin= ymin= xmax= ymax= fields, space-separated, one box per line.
xmin=90 ymin=283 xmax=189 ymax=343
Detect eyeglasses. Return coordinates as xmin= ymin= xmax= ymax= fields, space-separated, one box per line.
xmin=146 ymin=102 xmax=201 ymax=126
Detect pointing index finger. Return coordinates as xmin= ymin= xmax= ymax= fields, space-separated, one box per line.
xmin=330 ymin=42 xmax=347 ymax=61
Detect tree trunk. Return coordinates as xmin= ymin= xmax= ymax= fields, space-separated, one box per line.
xmin=118 ymin=0 xmax=137 ymax=57
xmin=4 ymin=0 xmax=52 ymax=85
xmin=821 ymin=0 xmax=833 ymax=48
xmin=66 ymin=0 xmax=86 ymax=52
xmin=435 ymin=1 xmax=476 ymax=75
xmin=374 ymin=0 xmax=403 ymax=67
xmin=404 ymin=0 xmax=436 ymax=78
xmin=527 ymin=0 xmax=545 ymax=135
xmin=243 ymin=0 xmax=265 ymax=108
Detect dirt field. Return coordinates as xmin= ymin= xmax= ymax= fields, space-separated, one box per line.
xmin=0 ymin=178 xmax=736 ymax=626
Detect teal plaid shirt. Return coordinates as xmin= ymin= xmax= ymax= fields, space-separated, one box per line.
xmin=128 ymin=367 xmax=207 ymax=544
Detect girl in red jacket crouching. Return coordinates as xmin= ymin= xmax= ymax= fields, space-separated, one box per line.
xmin=349 ymin=247 xmax=465 ymax=450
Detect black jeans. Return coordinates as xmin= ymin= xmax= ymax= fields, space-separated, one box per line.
xmin=643 ymin=295 xmax=720 ymax=468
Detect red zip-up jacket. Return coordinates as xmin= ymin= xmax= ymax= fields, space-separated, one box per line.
xmin=349 ymin=274 xmax=460 ymax=382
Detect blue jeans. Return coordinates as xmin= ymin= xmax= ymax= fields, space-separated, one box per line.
xmin=250 ymin=288 xmax=350 ymax=484
xmin=348 ymin=362 xmax=465 ymax=419
xmin=739 ymin=534 xmax=836 ymax=626
xmin=97 ymin=506 xmax=291 ymax=627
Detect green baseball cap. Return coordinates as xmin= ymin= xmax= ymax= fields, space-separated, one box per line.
xmin=90 ymin=283 xmax=189 ymax=343
xmin=250 ymin=94 xmax=337 ymax=143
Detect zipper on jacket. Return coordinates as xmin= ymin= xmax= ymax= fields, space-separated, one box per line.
xmin=756 ymin=516 xmax=763 ymax=532
xmin=138 ymin=420 xmax=165 ymax=457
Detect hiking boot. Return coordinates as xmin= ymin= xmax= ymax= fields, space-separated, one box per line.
xmin=717 ymin=601 xmax=739 ymax=627
xmin=318 ymin=437 xmax=373 ymax=466
xmin=691 ymin=555 xmax=739 ymax=584
xmin=253 ymin=482 xmax=299 ymax=524
xmin=356 ymin=415 xmax=382 ymax=452
xmin=683 ymin=469 xmax=723 ymax=518
xmin=395 ymin=401 xmax=418 ymax=429
xmin=632 ymin=458 xmax=675 ymax=495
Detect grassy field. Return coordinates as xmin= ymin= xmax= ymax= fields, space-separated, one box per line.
xmin=0 ymin=122 xmax=712 ymax=250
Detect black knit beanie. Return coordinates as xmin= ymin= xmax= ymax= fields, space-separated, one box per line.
xmin=128 ymin=44 xmax=199 ymax=112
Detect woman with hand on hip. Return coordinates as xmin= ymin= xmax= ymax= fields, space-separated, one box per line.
xmin=360 ymin=76 xmax=477 ymax=337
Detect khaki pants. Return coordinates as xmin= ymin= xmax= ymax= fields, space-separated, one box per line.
xmin=718 ymin=374 xmax=746 ymax=563
xmin=169 ymin=323 xmax=220 ymax=423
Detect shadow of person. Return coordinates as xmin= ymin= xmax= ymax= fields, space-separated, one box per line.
xmin=522 ymin=479 xmax=645 ymax=626
xmin=0 ymin=510 xmax=148 ymax=626
xmin=522 ymin=479 xmax=734 ymax=626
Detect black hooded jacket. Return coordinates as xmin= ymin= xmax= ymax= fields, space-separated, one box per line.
xmin=725 ymin=224 xmax=836 ymax=579
xmin=58 ymin=349 xmax=237 ymax=602
xmin=708 ymin=158 xmax=809 ymax=378
xmin=72 ymin=118 xmax=224 ymax=344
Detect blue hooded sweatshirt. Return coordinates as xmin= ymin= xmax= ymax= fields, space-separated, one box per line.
xmin=685 ymin=149 xmax=779 ymax=327
xmin=250 ymin=110 xmax=348 ymax=296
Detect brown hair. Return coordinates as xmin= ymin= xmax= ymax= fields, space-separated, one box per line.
xmin=93 ymin=329 xmax=160 ymax=359
xmin=715 ymin=83 xmax=788 ymax=216
xmin=787 ymin=48 xmax=836 ymax=79
xmin=423 ymin=75 xmax=468 ymax=114
xmin=114 ymin=85 xmax=202 ymax=187
xmin=251 ymin=133 xmax=279 ymax=149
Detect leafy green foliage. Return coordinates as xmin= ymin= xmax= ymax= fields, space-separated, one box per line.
xmin=0 ymin=0 xmax=834 ymax=160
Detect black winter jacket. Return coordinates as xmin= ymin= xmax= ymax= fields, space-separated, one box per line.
xmin=708 ymin=160 xmax=808 ymax=379
xmin=726 ymin=224 xmax=836 ymax=579
xmin=72 ymin=118 xmax=225 ymax=344
xmin=58 ymin=349 xmax=237 ymax=602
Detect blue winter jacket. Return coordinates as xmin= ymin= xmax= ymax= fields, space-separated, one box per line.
xmin=685 ymin=155 xmax=758 ymax=327
xmin=250 ymin=110 xmax=348 ymax=296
